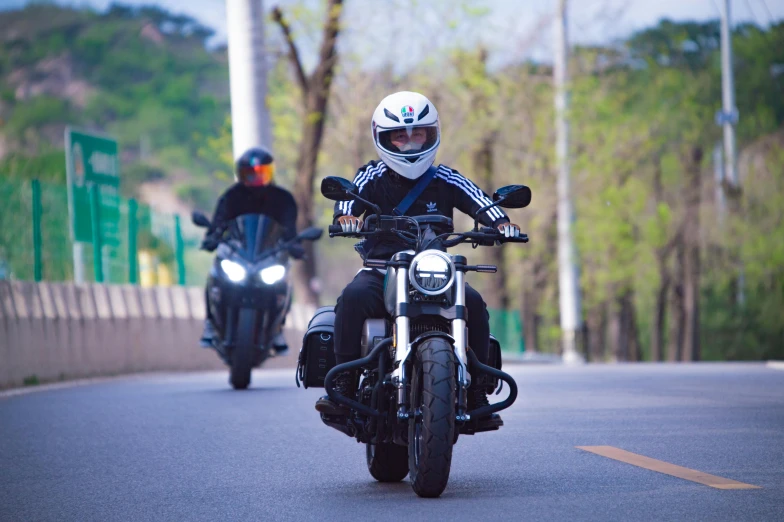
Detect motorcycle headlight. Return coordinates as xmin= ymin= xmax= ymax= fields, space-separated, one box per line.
xmin=409 ymin=250 xmax=455 ymax=296
xmin=260 ymin=264 xmax=286 ymax=285
xmin=220 ymin=259 xmax=247 ymax=283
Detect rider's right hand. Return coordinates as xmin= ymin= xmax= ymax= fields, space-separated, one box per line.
xmin=337 ymin=215 xmax=363 ymax=233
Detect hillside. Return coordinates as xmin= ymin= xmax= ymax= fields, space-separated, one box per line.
xmin=0 ymin=3 xmax=231 ymax=210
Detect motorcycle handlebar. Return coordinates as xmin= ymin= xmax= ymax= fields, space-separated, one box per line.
xmin=328 ymin=220 xmax=529 ymax=245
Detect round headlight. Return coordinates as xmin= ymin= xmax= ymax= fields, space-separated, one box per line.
xmin=260 ymin=264 xmax=286 ymax=285
xmin=409 ymin=250 xmax=455 ymax=296
xmin=220 ymin=259 xmax=247 ymax=283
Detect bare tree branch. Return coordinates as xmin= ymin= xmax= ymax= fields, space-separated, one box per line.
xmin=271 ymin=5 xmax=308 ymax=95
xmin=310 ymin=0 xmax=343 ymax=100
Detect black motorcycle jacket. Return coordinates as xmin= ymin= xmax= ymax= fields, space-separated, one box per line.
xmin=207 ymin=183 xmax=298 ymax=243
xmin=333 ymin=160 xmax=509 ymax=259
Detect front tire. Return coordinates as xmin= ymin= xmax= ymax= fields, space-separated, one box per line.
xmin=230 ymin=308 xmax=256 ymax=390
xmin=408 ymin=338 xmax=456 ymax=498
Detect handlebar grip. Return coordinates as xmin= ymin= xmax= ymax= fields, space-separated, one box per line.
xmin=328 ymin=224 xmax=343 ymax=234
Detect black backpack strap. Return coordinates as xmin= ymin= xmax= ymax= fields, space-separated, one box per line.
xmin=392 ymin=165 xmax=439 ymax=217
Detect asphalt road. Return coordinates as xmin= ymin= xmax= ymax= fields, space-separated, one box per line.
xmin=1 ymin=363 xmax=783 ymax=521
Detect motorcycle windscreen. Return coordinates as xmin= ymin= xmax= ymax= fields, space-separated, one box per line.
xmin=232 ymin=214 xmax=285 ymax=260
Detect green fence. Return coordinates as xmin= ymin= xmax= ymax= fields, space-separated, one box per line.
xmin=488 ymin=308 xmax=525 ymax=353
xmin=0 ymin=178 xmax=210 ymax=286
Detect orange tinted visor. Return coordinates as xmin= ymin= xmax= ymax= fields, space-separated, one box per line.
xmin=244 ymin=163 xmax=275 ymax=186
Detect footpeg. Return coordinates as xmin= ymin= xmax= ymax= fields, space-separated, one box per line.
xmin=458 ymin=417 xmax=504 ymax=435
xmin=320 ymin=413 xmax=355 ymax=437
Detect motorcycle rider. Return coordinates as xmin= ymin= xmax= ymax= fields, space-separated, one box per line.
xmin=199 ymin=147 xmax=299 ymax=355
xmin=315 ymin=91 xmax=521 ymax=431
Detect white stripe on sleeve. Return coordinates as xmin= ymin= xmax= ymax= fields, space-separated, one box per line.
xmin=436 ymin=167 xmax=505 ymax=221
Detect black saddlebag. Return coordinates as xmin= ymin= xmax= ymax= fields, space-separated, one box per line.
xmin=297 ymin=306 xmax=337 ymax=389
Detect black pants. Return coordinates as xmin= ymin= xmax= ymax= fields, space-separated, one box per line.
xmin=333 ymin=269 xmax=490 ymax=366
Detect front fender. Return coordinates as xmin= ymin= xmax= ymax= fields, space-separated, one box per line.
xmin=397 ymin=331 xmax=456 ymax=369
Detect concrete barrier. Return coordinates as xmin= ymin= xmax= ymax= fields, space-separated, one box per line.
xmin=0 ymin=281 xmax=305 ymax=389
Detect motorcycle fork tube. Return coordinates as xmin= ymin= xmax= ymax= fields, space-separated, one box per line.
xmin=392 ymin=267 xmax=410 ymax=418
xmin=452 ymin=270 xmax=470 ymax=417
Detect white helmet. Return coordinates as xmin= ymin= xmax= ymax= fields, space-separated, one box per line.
xmin=371 ymin=91 xmax=440 ymax=180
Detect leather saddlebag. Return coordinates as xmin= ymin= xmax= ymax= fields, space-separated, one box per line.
xmin=297 ymin=306 xmax=337 ymax=389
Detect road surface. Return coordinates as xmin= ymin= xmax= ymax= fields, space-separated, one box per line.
xmin=1 ymin=363 xmax=783 ymax=521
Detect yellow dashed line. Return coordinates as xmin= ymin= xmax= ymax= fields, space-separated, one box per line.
xmin=577 ymin=445 xmax=762 ymax=490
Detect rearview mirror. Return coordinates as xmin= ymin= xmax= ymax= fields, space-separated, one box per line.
xmin=297 ymin=226 xmax=323 ymax=242
xmin=191 ymin=211 xmax=211 ymax=228
xmin=321 ymin=176 xmax=357 ymax=201
xmin=493 ymin=185 xmax=531 ymax=209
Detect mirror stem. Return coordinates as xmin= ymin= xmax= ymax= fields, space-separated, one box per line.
xmin=345 ymin=192 xmax=382 ymax=223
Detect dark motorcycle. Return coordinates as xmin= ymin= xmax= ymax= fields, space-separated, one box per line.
xmin=192 ymin=211 xmax=322 ymax=389
xmin=297 ymin=177 xmax=530 ymax=497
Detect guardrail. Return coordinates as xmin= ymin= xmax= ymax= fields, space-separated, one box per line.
xmin=0 ymin=280 xmax=309 ymax=389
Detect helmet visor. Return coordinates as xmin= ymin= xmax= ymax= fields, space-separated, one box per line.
xmin=375 ymin=124 xmax=439 ymax=157
xmin=238 ymin=163 xmax=275 ymax=187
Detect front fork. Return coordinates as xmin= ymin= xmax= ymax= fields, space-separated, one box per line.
xmin=391 ymin=267 xmax=411 ymax=420
xmin=451 ymin=270 xmax=471 ymax=421
xmin=391 ymin=267 xmax=472 ymax=421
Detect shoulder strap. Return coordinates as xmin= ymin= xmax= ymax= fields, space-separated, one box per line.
xmin=392 ymin=165 xmax=439 ymax=217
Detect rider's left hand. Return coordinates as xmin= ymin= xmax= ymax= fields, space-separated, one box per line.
xmin=288 ymin=243 xmax=306 ymax=260
xmin=201 ymin=235 xmax=220 ymax=252
xmin=497 ymin=223 xmax=521 ymax=238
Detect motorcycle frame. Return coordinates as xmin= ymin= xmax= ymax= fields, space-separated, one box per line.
xmin=206 ymin=250 xmax=291 ymax=363
xmin=323 ymin=251 xmax=518 ymax=443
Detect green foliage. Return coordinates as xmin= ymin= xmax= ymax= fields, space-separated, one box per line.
xmin=4 ymin=96 xmax=73 ymax=137
xmin=0 ymin=148 xmax=66 ymax=183
xmin=0 ymin=3 xmax=230 ymax=192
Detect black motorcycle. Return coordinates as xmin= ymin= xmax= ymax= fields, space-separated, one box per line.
xmin=192 ymin=211 xmax=322 ymax=389
xmin=297 ymin=177 xmax=530 ymax=497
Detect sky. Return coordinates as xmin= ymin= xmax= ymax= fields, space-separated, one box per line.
xmin=3 ymin=0 xmax=783 ymax=66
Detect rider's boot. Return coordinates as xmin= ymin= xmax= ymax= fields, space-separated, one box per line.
xmin=315 ymin=371 xmax=354 ymax=416
xmin=200 ymin=320 xmax=216 ymax=348
xmin=271 ymin=332 xmax=289 ymax=356
xmin=468 ymin=386 xmax=504 ymax=431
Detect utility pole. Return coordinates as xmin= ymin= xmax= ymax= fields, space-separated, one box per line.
xmin=719 ymin=0 xmax=738 ymax=186
xmin=718 ymin=0 xmax=745 ymax=306
xmin=554 ymin=0 xmax=584 ymax=364
xmin=226 ymin=0 xmax=273 ymax=159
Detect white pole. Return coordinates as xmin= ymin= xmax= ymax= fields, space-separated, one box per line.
xmin=73 ymin=243 xmax=85 ymax=284
xmin=226 ymin=0 xmax=273 ymax=160
xmin=720 ymin=0 xmax=738 ymax=186
xmin=713 ymin=143 xmax=726 ymax=229
xmin=719 ymin=0 xmax=745 ymax=306
xmin=554 ymin=0 xmax=584 ymax=364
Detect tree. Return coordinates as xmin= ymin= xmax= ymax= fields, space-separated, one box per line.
xmin=272 ymin=0 xmax=344 ymax=307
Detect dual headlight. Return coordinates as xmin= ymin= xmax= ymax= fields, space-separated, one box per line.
xmin=409 ymin=250 xmax=455 ymax=296
xmin=220 ymin=259 xmax=286 ymax=285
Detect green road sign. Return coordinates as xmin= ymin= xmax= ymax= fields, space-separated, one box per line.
xmin=65 ymin=127 xmax=121 ymax=283
xmin=65 ymin=127 xmax=121 ymax=246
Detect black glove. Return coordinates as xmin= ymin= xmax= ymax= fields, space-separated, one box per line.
xmin=201 ymin=236 xmax=220 ymax=252
xmin=288 ymin=243 xmax=306 ymax=260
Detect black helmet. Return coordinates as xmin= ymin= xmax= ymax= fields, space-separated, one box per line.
xmin=235 ymin=147 xmax=275 ymax=187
